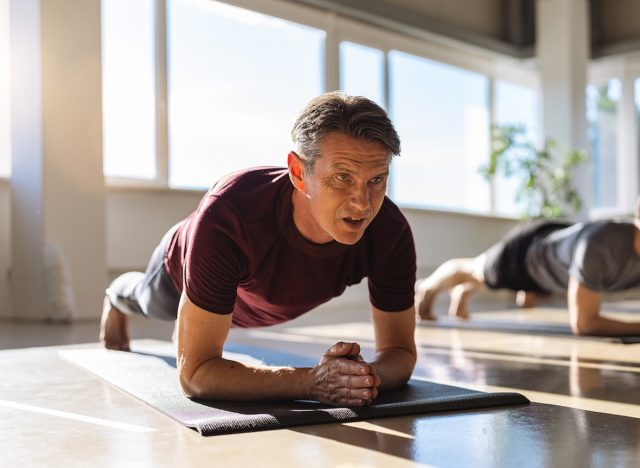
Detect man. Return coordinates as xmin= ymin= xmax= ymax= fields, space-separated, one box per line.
xmin=415 ymin=212 xmax=640 ymax=337
xmin=100 ymin=92 xmax=417 ymax=407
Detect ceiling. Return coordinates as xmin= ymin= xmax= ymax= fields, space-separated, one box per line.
xmin=290 ymin=0 xmax=640 ymax=59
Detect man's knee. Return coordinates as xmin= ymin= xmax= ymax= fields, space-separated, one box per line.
xmin=470 ymin=254 xmax=486 ymax=283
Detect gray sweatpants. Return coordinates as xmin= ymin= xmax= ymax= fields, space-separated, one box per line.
xmin=106 ymin=223 xmax=181 ymax=321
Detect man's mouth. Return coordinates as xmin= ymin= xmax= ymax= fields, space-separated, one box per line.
xmin=343 ymin=216 xmax=366 ymax=229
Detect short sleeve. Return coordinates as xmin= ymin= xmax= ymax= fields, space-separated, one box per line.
xmin=368 ymin=214 xmax=417 ymax=312
xmin=184 ymin=196 xmax=249 ymax=313
xmin=569 ymin=230 xmax=619 ymax=291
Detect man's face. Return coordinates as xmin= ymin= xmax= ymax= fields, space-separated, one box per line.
xmin=290 ymin=132 xmax=391 ymax=245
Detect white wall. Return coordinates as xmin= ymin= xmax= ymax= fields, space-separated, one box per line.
xmin=105 ymin=191 xmax=518 ymax=312
xmin=330 ymin=206 xmax=518 ymax=312
xmin=105 ymin=188 xmax=517 ymax=274
xmin=404 ymin=207 xmax=516 ymax=275
xmin=0 ymin=185 xmax=518 ymax=317
xmin=106 ymin=189 xmax=200 ymax=272
xmin=98 ymin=189 xmax=521 ymax=313
xmin=0 ymin=180 xmax=10 ymax=317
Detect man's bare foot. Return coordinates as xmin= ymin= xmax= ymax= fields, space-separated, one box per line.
xmin=448 ymin=284 xmax=471 ymax=320
xmin=415 ymin=279 xmax=437 ymax=320
xmin=516 ymin=290 xmax=537 ymax=308
xmin=448 ymin=304 xmax=470 ymax=320
xmin=99 ymin=297 xmax=131 ymax=351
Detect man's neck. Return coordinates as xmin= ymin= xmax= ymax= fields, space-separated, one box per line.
xmin=290 ymin=189 xmax=332 ymax=244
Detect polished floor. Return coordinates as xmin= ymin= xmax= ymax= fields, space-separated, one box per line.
xmin=1 ymin=302 xmax=640 ymax=467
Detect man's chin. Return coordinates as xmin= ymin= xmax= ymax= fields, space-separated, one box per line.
xmin=333 ymin=231 xmax=365 ymax=245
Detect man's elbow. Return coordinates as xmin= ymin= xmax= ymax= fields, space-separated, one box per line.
xmin=571 ymin=316 xmax=601 ymax=336
xmin=397 ymin=346 xmax=417 ymax=378
xmin=179 ymin=370 xmax=202 ymax=399
xmin=178 ymin=361 xmax=214 ymax=399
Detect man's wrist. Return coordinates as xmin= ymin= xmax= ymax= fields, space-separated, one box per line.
xmin=291 ymin=367 xmax=313 ymax=400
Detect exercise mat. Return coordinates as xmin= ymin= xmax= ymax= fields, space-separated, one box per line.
xmin=418 ymin=309 xmax=640 ymax=344
xmin=60 ymin=342 xmax=528 ymax=436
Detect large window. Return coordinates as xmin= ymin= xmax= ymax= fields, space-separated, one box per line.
xmin=98 ymin=0 xmax=558 ymax=218
xmin=0 ymin=0 xmax=9 ymax=177
xmin=494 ymin=80 xmax=540 ymax=216
xmin=587 ymin=79 xmax=620 ymax=209
xmin=636 ymin=78 xmax=640 ymax=190
xmin=388 ymin=50 xmax=489 ymax=212
xmin=339 ymin=41 xmax=385 ymax=108
xmin=101 ymin=0 xmax=157 ymax=180
xmin=167 ymin=0 xmax=324 ymax=189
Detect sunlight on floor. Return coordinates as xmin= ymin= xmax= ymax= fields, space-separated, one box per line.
xmin=0 ymin=399 xmax=156 ymax=432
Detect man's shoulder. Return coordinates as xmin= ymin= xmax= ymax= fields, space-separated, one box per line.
xmin=572 ymin=220 xmax=635 ymax=263
xmin=209 ymin=167 xmax=289 ymax=198
xmin=579 ymin=220 xmax=634 ymax=241
xmin=204 ymin=166 xmax=289 ymax=214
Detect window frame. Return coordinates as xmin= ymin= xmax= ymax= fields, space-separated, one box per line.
xmin=102 ymin=0 xmax=540 ymax=218
xmin=587 ymin=55 xmax=640 ymax=217
xmin=332 ymin=14 xmax=540 ymax=215
xmin=0 ymin=0 xmax=10 ymax=180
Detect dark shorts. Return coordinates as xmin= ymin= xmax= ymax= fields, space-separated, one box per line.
xmin=106 ymin=223 xmax=181 ymax=321
xmin=483 ymin=220 xmax=571 ymax=292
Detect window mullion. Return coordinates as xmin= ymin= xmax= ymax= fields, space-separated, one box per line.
xmin=324 ymin=11 xmax=339 ymax=92
xmin=384 ymin=50 xmax=393 ymax=198
xmin=488 ymin=74 xmax=497 ymax=215
xmin=618 ymin=67 xmax=639 ymax=213
xmin=155 ymin=0 xmax=169 ymax=187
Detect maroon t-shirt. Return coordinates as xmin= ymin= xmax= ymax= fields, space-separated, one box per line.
xmin=164 ymin=167 xmax=416 ymax=328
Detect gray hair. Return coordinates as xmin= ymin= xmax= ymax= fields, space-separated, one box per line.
xmin=291 ymin=92 xmax=401 ymax=174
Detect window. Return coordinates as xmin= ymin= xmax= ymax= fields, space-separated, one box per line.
xmin=102 ymin=0 xmax=157 ymax=180
xmin=388 ymin=50 xmax=489 ymax=212
xmin=0 ymin=0 xmax=9 ymax=177
xmin=339 ymin=41 xmax=385 ymax=108
xmin=636 ymin=78 xmax=640 ymax=191
xmin=494 ymin=80 xmax=540 ymax=216
xmin=587 ymin=79 xmax=620 ymax=209
xmin=167 ymin=0 xmax=324 ymax=190
xmin=97 ymin=0 xmax=547 ymax=219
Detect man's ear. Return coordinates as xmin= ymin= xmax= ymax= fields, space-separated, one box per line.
xmin=288 ymin=151 xmax=305 ymax=191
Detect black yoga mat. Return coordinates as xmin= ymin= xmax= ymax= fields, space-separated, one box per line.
xmin=418 ymin=314 xmax=640 ymax=344
xmin=60 ymin=342 xmax=528 ymax=436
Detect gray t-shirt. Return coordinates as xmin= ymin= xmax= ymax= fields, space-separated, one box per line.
xmin=525 ymin=220 xmax=640 ymax=293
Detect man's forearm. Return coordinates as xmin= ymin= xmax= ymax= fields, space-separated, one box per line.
xmin=181 ymin=341 xmax=383 ymax=406
xmin=370 ymin=347 xmax=416 ymax=391
xmin=182 ymin=357 xmax=310 ymax=401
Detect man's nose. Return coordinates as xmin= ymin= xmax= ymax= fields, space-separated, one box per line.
xmin=349 ymin=183 xmax=371 ymax=211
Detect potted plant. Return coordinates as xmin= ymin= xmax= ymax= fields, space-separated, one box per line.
xmin=480 ymin=124 xmax=589 ymax=219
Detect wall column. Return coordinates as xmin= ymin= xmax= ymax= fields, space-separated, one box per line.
xmin=536 ymin=0 xmax=591 ymax=217
xmin=10 ymin=0 xmax=106 ymax=320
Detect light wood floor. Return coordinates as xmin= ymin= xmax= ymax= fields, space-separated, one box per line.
xmin=2 ymin=302 xmax=640 ymax=467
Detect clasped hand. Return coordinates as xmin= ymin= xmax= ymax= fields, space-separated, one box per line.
xmin=306 ymin=342 xmax=381 ymax=406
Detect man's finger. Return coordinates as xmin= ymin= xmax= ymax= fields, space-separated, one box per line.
xmin=336 ymin=358 xmax=370 ymax=376
xmin=342 ymin=374 xmax=377 ymax=389
xmin=325 ymin=341 xmax=359 ymax=357
xmin=346 ymin=343 xmax=361 ymax=359
xmin=348 ymin=387 xmax=374 ymax=400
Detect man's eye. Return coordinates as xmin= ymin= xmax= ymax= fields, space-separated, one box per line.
xmin=370 ymin=177 xmax=385 ymax=184
xmin=336 ymin=173 xmax=350 ymax=182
